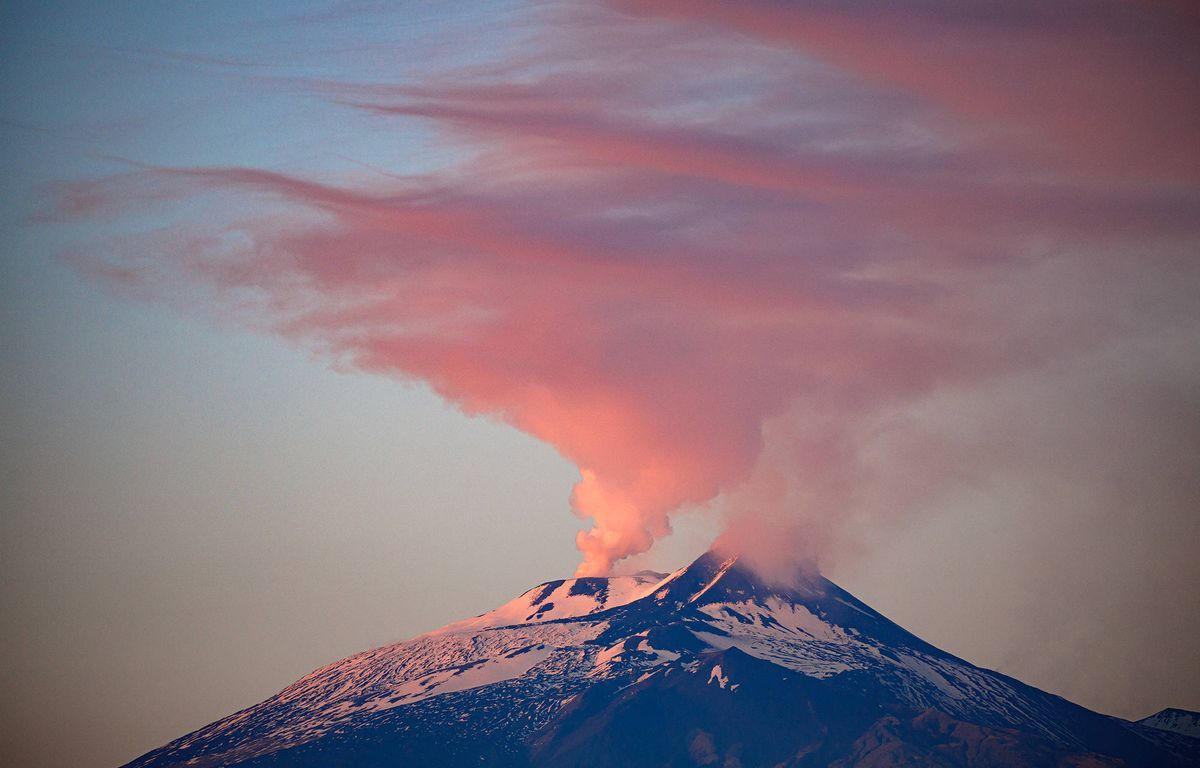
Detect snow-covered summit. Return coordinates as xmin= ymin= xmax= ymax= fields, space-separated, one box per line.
xmin=435 ymin=570 xmax=668 ymax=633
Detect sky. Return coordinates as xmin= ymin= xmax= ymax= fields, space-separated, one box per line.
xmin=2 ymin=2 xmax=1198 ymax=766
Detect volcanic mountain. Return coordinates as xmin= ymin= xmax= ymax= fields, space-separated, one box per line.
xmin=124 ymin=550 xmax=1198 ymax=767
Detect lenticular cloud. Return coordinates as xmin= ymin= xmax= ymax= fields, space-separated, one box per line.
xmin=61 ymin=1 xmax=1200 ymax=576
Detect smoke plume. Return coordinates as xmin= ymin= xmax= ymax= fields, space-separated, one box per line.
xmin=57 ymin=0 xmax=1200 ymax=577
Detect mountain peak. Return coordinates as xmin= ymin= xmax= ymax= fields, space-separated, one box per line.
xmin=643 ymin=548 xmax=825 ymax=610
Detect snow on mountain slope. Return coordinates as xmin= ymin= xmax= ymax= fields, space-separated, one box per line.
xmin=123 ymin=551 xmax=1198 ymax=768
xmin=1140 ymin=708 xmax=1200 ymax=738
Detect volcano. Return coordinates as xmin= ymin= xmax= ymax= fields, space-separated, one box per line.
xmin=123 ymin=550 xmax=1198 ymax=767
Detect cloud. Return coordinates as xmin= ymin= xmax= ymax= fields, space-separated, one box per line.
xmin=56 ymin=1 xmax=1200 ymax=577
xmin=618 ymin=0 xmax=1200 ymax=180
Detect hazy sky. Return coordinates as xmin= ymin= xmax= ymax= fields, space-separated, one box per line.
xmin=2 ymin=2 xmax=1198 ymax=767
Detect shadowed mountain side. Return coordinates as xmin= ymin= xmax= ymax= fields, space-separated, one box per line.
xmin=532 ymin=648 xmax=1126 ymax=768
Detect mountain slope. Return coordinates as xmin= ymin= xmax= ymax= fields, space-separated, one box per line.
xmin=1140 ymin=708 xmax=1200 ymax=738
xmin=123 ymin=551 xmax=1198 ymax=768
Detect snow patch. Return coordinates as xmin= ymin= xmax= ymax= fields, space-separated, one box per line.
xmin=895 ymin=652 xmax=965 ymax=700
xmin=708 ymin=664 xmax=730 ymax=689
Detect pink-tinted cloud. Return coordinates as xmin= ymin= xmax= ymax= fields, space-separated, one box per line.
xmin=619 ymin=0 xmax=1200 ymax=181
xmin=58 ymin=1 xmax=1200 ymax=577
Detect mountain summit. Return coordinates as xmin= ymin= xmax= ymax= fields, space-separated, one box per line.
xmin=124 ymin=550 xmax=1198 ymax=767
